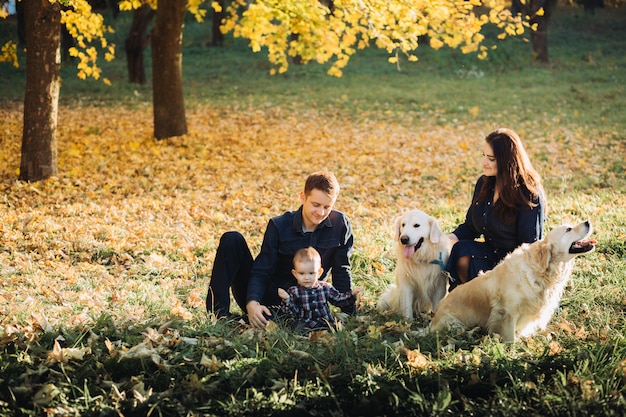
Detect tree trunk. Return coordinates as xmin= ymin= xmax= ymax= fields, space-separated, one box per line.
xmin=20 ymin=0 xmax=61 ymax=182
xmin=16 ymin=0 xmax=25 ymax=47
xmin=512 ymin=0 xmax=558 ymax=64
xmin=151 ymin=0 xmax=187 ymax=139
xmin=530 ymin=0 xmax=557 ymax=63
xmin=210 ymin=0 xmax=225 ymax=46
xmin=126 ymin=4 xmax=155 ymax=84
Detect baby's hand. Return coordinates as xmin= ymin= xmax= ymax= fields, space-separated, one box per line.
xmin=352 ymin=286 xmax=364 ymax=297
xmin=277 ymin=288 xmax=289 ymax=301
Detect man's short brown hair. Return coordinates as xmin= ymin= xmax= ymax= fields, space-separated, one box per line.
xmin=304 ymin=171 xmax=340 ymax=199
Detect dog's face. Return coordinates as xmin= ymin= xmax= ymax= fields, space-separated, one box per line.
xmin=547 ymin=221 xmax=595 ymax=262
xmin=394 ymin=210 xmax=443 ymax=259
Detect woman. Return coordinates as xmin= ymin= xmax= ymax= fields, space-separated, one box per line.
xmin=446 ymin=128 xmax=546 ymax=291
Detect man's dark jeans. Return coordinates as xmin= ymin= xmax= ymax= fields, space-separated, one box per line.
xmin=206 ymin=231 xmax=253 ymax=317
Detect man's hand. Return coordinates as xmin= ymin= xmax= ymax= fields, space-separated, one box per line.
xmin=246 ymin=301 xmax=271 ymax=329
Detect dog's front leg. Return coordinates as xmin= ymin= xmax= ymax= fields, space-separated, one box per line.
xmin=487 ymin=307 xmax=517 ymax=343
xmin=430 ymin=273 xmax=448 ymax=313
xmin=397 ymin=282 xmax=414 ymax=320
xmin=498 ymin=314 xmax=517 ymax=343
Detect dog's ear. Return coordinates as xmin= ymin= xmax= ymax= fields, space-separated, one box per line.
xmin=429 ymin=217 xmax=443 ymax=244
xmin=393 ymin=215 xmax=402 ymax=241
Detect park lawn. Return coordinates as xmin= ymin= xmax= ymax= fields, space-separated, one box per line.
xmin=0 ymin=4 xmax=625 ymax=416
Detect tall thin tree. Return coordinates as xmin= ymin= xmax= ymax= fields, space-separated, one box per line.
xmin=512 ymin=0 xmax=558 ymax=63
xmin=125 ymin=3 xmax=155 ymax=84
xmin=151 ymin=0 xmax=187 ymax=139
xmin=20 ymin=0 xmax=61 ymax=182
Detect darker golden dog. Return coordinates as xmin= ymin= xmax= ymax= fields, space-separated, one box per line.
xmin=431 ymin=221 xmax=595 ymax=342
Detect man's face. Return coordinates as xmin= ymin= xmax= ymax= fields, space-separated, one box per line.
xmin=300 ymin=188 xmax=335 ymax=232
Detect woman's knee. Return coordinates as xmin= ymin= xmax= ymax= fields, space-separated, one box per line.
xmin=458 ymin=255 xmax=470 ymax=269
xmin=457 ymin=256 xmax=470 ymax=283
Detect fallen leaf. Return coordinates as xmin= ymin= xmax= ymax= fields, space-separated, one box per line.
xmin=33 ymin=384 xmax=60 ymax=406
xmin=405 ymin=348 xmax=434 ymax=371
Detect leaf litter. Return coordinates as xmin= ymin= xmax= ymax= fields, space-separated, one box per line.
xmin=0 ymin=103 xmax=624 ymax=413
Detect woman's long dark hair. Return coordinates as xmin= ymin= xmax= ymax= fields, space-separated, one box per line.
xmin=477 ymin=128 xmax=545 ymax=223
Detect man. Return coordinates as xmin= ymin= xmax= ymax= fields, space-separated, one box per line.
xmin=206 ymin=171 xmax=356 ymax=329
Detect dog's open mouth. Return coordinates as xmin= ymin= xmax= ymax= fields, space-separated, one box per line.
xmin=569 ymin=238 xmax=596 ymax=254
xmin=403 ymin=237 xmax=424 ymax=259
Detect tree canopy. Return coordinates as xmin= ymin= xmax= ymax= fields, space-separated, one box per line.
xmin=2 ymin=0 xmax=536 ymax=80
xmin=1 ymin=0 xmax=114 ymax=82
xmin=220 ymin=0 xmax=530 ymax=76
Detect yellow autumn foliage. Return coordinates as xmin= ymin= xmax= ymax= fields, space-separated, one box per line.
xmin=0 ymin=40 xmax=18 ymax=67
xmin=0 ymin=0 xmax=207 ymax=81
xmin=221 ymin=0 xmax=527 ymax=77
xmin=59 ymin=0 xmax=115 ymax=80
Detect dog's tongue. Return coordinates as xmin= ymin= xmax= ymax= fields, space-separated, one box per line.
xmin=573 ymin=238 xmax=597 ymax=248
xmin=403 ymin=245 xmax=415 ymax=259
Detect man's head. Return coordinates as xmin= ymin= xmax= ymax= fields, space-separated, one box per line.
xmin=303 ymin=171 xmax=340 ymax=201
xmin=300 ymin=171 xmax=340 ymax=232
xmin=291 ymin=247 xmax=324 ymax=288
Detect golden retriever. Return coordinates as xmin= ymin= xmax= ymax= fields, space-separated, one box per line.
xmin=431 ymin=221 xmax=596 ymax=342
xmin=377 ymin=209 xmax=452 ymax=319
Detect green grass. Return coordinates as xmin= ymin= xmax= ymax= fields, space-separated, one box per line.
xmin=1 ymin=4 xmax=626 ymax=416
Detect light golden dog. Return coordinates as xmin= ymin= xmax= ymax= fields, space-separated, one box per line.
xmin=431 ymin=221 xmax=596 ymax=342
xmin=377 ymin=209 xmax=451 ymax=319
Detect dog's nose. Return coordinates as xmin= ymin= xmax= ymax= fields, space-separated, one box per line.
xmin=584 ymin=220 xmax=590 ymax=228
xmin=400 ymin=235 xmax=409 ymax=245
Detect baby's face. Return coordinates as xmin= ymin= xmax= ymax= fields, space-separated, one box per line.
xmin=292 ymin=260 xmax=321 ymax=288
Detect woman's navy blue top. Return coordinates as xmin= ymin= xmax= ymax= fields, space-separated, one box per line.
xmin=452 ymin=175 xmax=545 ymax=258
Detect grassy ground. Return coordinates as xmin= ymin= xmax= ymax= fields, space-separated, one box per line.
xmin=1 ymin=4 xmax=625 ymax=416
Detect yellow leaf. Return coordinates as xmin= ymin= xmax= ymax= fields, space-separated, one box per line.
xmin=548 ymin=341 xmax=563 ymax=355
xmin=104 ymin=338 xmax=116 ymax=354
xmin=555 ymin=320 xmax=574 ymax=333
xmin=200 ymin=354 xmax=222 ymax=372
xmin=48 ymin=340 xmax=64 ymax=363
xmin=265 ymin=320 xmax=279 ymax=333
xmin=405 ymin=349 xmax=433 ymax=371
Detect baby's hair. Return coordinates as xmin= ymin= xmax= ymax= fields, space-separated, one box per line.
xmin=293 ymin=247 xmax=321 ymax=266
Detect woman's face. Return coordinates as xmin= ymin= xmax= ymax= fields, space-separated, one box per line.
xmin=481 ymin=142 xmax=498 ymax=177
